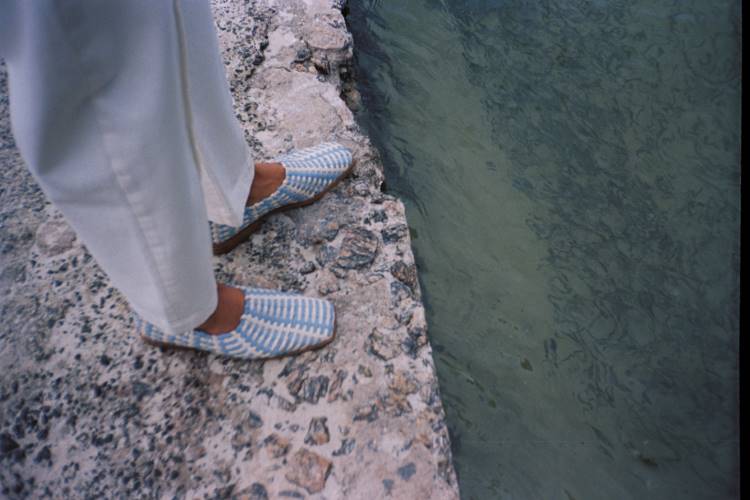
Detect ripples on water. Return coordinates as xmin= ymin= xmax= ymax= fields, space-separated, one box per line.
xmin=345 ymin=1 xmax=740 ymax=499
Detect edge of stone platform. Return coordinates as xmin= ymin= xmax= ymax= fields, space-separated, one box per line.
xmin=231 ymin=0 xmax=460 ymax=494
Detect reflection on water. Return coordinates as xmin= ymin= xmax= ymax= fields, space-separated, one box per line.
xmin=345 ymin=0 xmax=740 ymax=498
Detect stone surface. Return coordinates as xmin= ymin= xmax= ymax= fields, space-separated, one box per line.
xmin=0 ymin=0 xmax=458 ymax=498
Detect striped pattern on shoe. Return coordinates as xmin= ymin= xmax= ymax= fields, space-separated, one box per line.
xmin=211 ymin=142 xmax=353 ymax=254
xmin=136 ymin=286 xmax=336 ymax=360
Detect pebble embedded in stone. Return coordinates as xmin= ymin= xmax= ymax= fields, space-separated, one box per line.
xmin=284 ymin=448 xmax=332 ymax=494
xmin=383 ymin=478 xmax=395 ymax=495
xmin=304 ymin=417 xmax=330 ymax=445
xmin=336 ymin=228 xmax=379 ymax=269
xmin=234 ymin=482 xmax=269 ymax=500
xmin=388 ymin=371 xmax=419 ymax=395
xmin=390 ymin=280 xmax=413 ymax=307
xmin=231 ymin=430 xmax=253 ymax=451
xmin=294 ymin=45 xmax=312 ymax=63
xmin=35 ymin=220 xmax=76 ymax=256
xmin=368 ymin=327 xmax=403 ymax=361
xmin=397 ymin=462 xmax=417 ymax=481
xmin=332 ymin=438 xmax=355 ymax=456
xmin=353 ymin=402 xmax=379 ymax=422
xmin=316 ymin=244 xmax=337 ymax=267
xmin=246 ymin=411 xmax=263 ymax=429
xmin=326 ymin=369 xmax=347 ymax=402
xmin=300 ymin=261 xmax=316 ymax=274
xmin=381 ymin=224 xmax=408 ymax=244
xmin=0 ymin=433 xmax=19 ymax=455
xmin=357 ymin=364 xmax=373 ymax=377
xmin=33 ymin=446 xmax=51 ymax=465
xmin=390 ymin=261 xmax=418 ymax=291
xmin=264 ymin=433 xmax=291 ymax=458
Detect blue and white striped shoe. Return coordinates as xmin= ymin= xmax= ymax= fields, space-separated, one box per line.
xmin=212 ymin=142 xmax=354 ymax=254
xmin=136 ymin=287 xmax=336 ymax=360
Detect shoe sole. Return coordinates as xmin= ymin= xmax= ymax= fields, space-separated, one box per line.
xmin=212 ymin=160 xmax=356 ymax=255
xmin=140 ymin=316 xmax=338 ymax=361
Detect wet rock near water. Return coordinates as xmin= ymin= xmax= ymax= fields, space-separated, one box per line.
xmin=390 ymin=260 xmax=418 ymax=291
xmin=381 ymin=223 xmax=408 ymax=244
xmin=0 ymin=0 xmax=457 ymax=498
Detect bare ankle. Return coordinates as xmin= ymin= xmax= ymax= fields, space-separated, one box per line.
xmin=197 ymin=284 xmax=244 ymax=335
xmin=247 ymin=162 xmax=286 ymax=205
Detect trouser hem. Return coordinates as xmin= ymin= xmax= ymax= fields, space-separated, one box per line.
xmin=222 ymin=153 xmax=254 ymax=227
xmin=133 ymin=284 xmax=218 ymax=334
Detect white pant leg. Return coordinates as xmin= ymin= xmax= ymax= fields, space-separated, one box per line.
xmin=176 ymin=0 xmax=255 ymax=227
xmin=0 ymin=1 xmax=252 ymax=333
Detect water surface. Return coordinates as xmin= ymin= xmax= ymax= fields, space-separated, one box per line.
xmin=345 ymin=1 xmax=740 ymax=498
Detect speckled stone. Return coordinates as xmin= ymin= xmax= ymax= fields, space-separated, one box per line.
xmin=0 ymin=0 xmax=458 ymax=498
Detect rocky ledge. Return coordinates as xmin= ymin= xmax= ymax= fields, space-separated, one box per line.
xmin=0 ymin=0 xmax=458 ymax=498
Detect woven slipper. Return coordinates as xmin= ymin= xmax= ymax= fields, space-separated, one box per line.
xmin=137 ymin=286 xmax=336 ymax=360
xmin=211 ymin=142 xmax=354 ymax=254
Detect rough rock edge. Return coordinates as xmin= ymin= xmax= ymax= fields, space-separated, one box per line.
xmin=0 ymin=0 xmax=458 ymax=498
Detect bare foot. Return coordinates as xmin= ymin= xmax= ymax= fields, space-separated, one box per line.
xmin=197 ymin=284 xmax=244 ymax=335
xmin=247 ymin=162 xmax=285 ymax=205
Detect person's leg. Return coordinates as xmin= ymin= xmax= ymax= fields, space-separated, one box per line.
xmin=1 ymin=1 xmax=220 ymax=334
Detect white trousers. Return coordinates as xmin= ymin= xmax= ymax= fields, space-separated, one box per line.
xmin=0 ymin=1 xmax=254 ymax=333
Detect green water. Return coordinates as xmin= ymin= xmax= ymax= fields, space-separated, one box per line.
xmin=345 ymin=1 xmax=740 ymax=498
